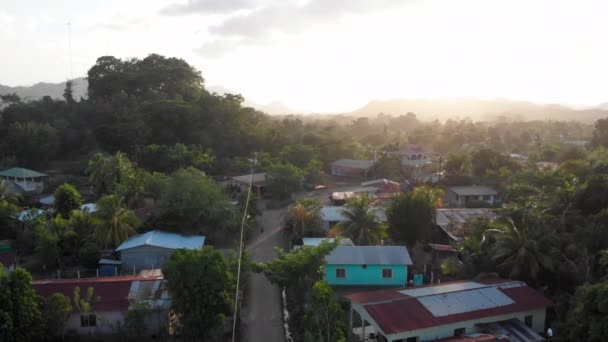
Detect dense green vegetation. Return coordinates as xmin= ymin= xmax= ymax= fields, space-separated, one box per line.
xmin=2 ymin=53 xmax=608 ymax=340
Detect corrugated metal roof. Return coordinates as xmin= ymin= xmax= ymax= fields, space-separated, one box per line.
xmin=0 ymin=167 xmax=47 ymax=179
xmin=231 ymin=173 xmax=266 ymax=185
xmin=435 ymin=208 xmax=497 ymax=240
xmin=331 ymin=159 xmax=375 ymax=170
xmin=302 ymin=238 xmax=354 ymax=246
xmin=326 ymin=246 xmax=412 ymax=265
xmin=13 ymin=208 xmax=46 ymax=221
xmin=321 ymin=206 xmax=387 ymax=223
xmin=345 ymin=280 xmax=552 ymax=335
xmin=477 ymin=318 xmax=543 ymax=342
xmin=448 ymin=186 xmax=497 ymax=196
xmin=39 ymin=194 xmax=55 ymax=205
xmin=32 ymin=275 xmax=164 ymax=312
xmin=361 ymin=179 xmax=400 ymax=187
xmin=116 ymin=230 xmax=205 ymax=251
xmin=81 ymin=203 xmax=98 ymax=213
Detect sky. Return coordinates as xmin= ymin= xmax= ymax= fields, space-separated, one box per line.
xmin=1 ymin=0 xmax=607 ymax=113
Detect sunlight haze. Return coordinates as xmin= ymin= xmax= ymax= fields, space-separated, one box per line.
xmin=1 ymin=0 xmax=606 ymax=112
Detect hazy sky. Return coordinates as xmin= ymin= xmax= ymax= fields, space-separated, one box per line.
xmin=1 ymin=0 xmax=607 ymax=112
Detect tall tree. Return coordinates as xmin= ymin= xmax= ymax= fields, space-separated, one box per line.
xmin=42 ymin=292 xmax=73 ymax=338
xmin=53 ymin=183 xmax=83 ymax=219
xmin=487 ymin=215 xmax=554 ymax=285
xmin=386 ymin=190 xmax=435 ymax=247
xmin=285 ymin=198 xmax=323 ymax=242
xmin=301 ymin=281 xmax=346 ymax=342
xmin=94 ymin=195 xmax=139 ymax=249
xmin=160 ymin=167 xmax=236 ymax=235
xmin=0 ymin=267 xmax=43 ymax=341
xmin=337 ymin=196 xmax=386 ymax=245
xmin=63 ymin=80 xmax=76 ymax=105
xmin=162 ymin=247 xmax=234 ymax=341
xmin=86 ymin=152 xmax=137 ymax=197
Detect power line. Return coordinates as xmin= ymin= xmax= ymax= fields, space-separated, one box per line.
xmin=231 ymin=155 xmax=256 ymax=342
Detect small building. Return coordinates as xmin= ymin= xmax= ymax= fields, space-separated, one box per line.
xmin=0 ymin=167 xmax=47 ymax=195
xmin=116 ymin=230 xmax=205 ymax=272
xmin=330 ymin=159 xmax=375 ymax=178
xmin=345 ymin=279 xmax=551 ymax=342
xmin=391 ymin=144 xmax=433 ymax=168
xmin=428 ymin=243 xmax=459 ymax=266
xmin=321 ymin=206 xmax=387 ymax=231
xmin=227 ymin=172 xmax=267 ymax=197
xmin=446 ymin=186 xmax=497 ymax=208
xmin=324 ymin=246 xmax=412 ymax=287
xmin=32 ymin=275 xmax=170 ymax=335
xmin=435 ymin=208 xmax=497 ymax=242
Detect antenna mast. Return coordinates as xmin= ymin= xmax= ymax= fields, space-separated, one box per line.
xmin=67 ymin=21 xmax=73 ymax=80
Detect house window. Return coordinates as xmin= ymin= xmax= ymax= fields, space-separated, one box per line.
xmin=482 ymin=195 xmax=491 ymax=201
xmin=524 ymin=315 xmax=533 ymax=328
xmin=336 ymin=268 xmax=346 ymax=279
xmin=406 ymin=337 xmax=419 ymax=342
xmin=382 ymin=268 xmax=393 ymax=279
xmin=454 ymin=328 xmax=465 ymax=336
xmin=80 ymin=314 xmax=97 ymax=327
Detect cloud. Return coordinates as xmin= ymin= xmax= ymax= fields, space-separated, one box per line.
xmin=161 ymin=0 xmax=257 ymax=15
xmin=194 ymin=0 xmax=408 ymax=57
xmin=209 ymin=0 xmax=407 ymax=38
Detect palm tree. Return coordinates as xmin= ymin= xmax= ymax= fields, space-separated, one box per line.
xmin=285 ymin=199 xmax=323 ymax=241
xmin=487 ymin=215 xmax=554 ymax=284
xmin=337 ymin=195 xmax=386 ymax=245
xmin=94 ymin=195 xmax=139 ymax=249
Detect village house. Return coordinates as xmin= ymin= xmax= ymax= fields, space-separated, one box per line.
xmin=32 ymin=275 xmax=170 ymax=335
xmin=116 ymin=230 xmax=205 ymax=272
xmin=445 ymin=186 xmax=498 ymax=208
xmin=224 ymin=172 xmax=267 ymax=197
xmin=321 ymin=206 xmax=387 ymax=231
xmin=345 ymin=279 xmax=551 ymax=342
xmin=391 ymin=144 xmax=433 ymax=168
xmin=324 ymin=246 xmax=412 ymax=287
xmin=301 ymin=237 xmax=354 ymax=247
xmin=0 ymin=167 xmax=47 ymax=195
xmin=434 ymin=208 xmax=498 ymax=242
xmin=330 ymin=159 xmax=375 ymax=178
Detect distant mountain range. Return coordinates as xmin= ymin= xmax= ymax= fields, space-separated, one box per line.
xmin=0 ymin=79 xmax=297 ymax=115
xmin=2 ymin=79 xmax=608 ymax=122
xmin=0 ymin=78 xmax=88 ymax=101
xmin=347 ymin=98 xmax=608 ymax=123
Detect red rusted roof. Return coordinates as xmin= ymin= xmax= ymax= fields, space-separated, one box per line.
xmin=347 ymin=280 xmax=552 ymax=335
xmin=32 ymin=275 xmax=162 ymax=312
xmin=0 ymin=251 xmax=16 ymax=268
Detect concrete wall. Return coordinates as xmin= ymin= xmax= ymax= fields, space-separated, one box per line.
xmin=385 ymin=308 xmax=546 ymax=341
xmin=446 ymin=191 xmax=495 ymax=208
xmin=324 ymin=264 xmax=407 ymax=287
xmin=63 ymin=309 xmax=169 ymax=335
xmin=120 ymin=245 xmax=175 ymax=272
xmin=65 ymin=311 xmax=125 ymax=334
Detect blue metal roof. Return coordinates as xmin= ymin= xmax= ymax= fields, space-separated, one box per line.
xmin=116 ymin=230 xmax=205 ymax=251
xmin=326 ymin=246 xmax=412 ymax=265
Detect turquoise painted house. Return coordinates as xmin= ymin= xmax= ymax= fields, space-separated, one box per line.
xmin=324 ymin=246 xmax=412 ymax=287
